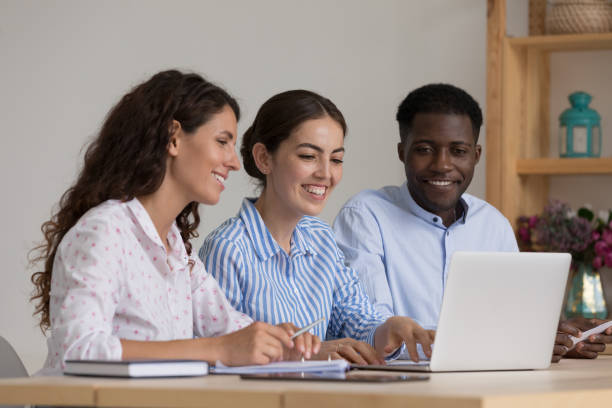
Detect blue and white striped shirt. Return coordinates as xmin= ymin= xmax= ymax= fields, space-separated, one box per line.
xmin=199 ymin=198 xmax=386 ymax=345
xmin=333 ymin=183 xmax=518 ymax=330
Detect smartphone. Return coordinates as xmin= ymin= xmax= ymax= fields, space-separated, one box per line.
xmin=240 ymin=372 xmax=429 ymax=383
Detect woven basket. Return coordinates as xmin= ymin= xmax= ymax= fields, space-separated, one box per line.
xmin=546 ymin=0 xmax=612 ymax=34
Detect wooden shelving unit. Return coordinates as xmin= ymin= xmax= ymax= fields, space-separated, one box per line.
xmin=517 ymin=158 xmax=612 ymax=175
xmin=508 ymin=32 xmax=612 ymax=51
xmin=486 ymin=0 xmax=612 ymax=227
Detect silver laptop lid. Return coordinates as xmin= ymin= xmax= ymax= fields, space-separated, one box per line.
xmin=430 ymin=251 xmax=570 ymax=371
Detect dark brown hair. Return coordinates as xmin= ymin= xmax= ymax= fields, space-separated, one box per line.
xmin=240 ymin=90 xmax=346 ymax=186
xmin=30 ymin=70 xmax=240 ymax=332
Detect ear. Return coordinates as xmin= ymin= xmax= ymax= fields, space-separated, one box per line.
xmin=167 ymin=120 xmax=182 ymax=157
xmin=474 ymin=144 xmax=482 ymax=164
xmin=397 ymin=142 xmax=406 ymax=164
xmin=252 ymin=142 xmax=273 ymax=176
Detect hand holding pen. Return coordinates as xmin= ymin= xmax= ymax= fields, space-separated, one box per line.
xmin=276 ymin=318 xmax=323 ymax=360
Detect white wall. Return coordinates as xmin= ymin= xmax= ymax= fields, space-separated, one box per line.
xmin=0 ymin=0 xmax=487 ymax=373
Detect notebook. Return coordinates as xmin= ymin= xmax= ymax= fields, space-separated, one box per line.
xmin=355 ymin=251 xmax=571 ymax=372
xmin=63 ymin=359 xmax=209 ymax=378
xmin=211 ymin=359 xmax=349 ymax=374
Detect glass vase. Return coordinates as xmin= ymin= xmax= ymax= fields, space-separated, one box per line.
xmin=565 ymin=262 xmax=608 ymax=319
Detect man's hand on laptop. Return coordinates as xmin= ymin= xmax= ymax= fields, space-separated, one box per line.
xmin=374 ymin=316 xmax=435 ymax=362
xmin=552 ymin=318 xmax=612 ymax=362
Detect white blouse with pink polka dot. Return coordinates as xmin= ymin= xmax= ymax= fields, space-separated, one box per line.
xmin=40 ymin=198 xmax=252 ymax=375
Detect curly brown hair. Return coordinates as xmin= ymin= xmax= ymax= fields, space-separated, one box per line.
xmin=29 ymin=70 xmax=240 ymax=332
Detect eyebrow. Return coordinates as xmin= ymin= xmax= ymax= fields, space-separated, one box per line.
xmin=297 ymin=143 xmax=345 ymax=153
xmin=412 ymin=139 xmax=473 ymax=146
xmin=220 ymin=130 xmax=234 ymax=140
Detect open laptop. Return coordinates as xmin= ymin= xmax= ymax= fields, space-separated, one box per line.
xmin=358 ymin=251 xmax=571 ymax=372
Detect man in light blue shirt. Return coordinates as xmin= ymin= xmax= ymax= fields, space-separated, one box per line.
xmin=334 ymin=182 xmax=517 ymax=329
xmin=333 ymin=84 xmax=611 ymax=361
xmin=333 ymin=83 xmax=517 ymax=331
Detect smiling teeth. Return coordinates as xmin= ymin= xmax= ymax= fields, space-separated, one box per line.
xmin=429 ymin=180 xmax=452 ymax=186
xmin=305 ymin=185 xmax=325 ymax=196
xmin=213 ymin=173 xmax=225 ymax=184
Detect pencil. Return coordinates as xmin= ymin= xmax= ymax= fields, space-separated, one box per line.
xmin=290 ymin=317 xmax=325 ymax=339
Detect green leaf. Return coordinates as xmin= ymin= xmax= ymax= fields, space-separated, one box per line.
xmin=578 ymin=207 xmax=594 ymax=221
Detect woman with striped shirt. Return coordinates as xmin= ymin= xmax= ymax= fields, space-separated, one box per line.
xmin=200 ymin=90 xmax=433 ymax=364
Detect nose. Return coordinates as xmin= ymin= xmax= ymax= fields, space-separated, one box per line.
xmin=313 ymin=159 xmax=331 ymax=180
xmin=431 ymin=149 xmax=453 ymax=173
xmin=226 ymin=148 xmax=241 ymax=171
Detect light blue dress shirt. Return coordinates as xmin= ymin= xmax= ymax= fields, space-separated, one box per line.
xmin=333 ymin=182 xmax=518 ymax=330
xmin=199 ymin=198 xmax=386 ymax=345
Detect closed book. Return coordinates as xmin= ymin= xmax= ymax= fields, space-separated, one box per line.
xmin=63 ymin=359 xmax=209 ymax=378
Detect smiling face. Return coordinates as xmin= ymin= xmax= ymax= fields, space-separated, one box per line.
xmin=398 ymin=112 xmax=481 ymax=224
xmin=168 ymin=104 xmax=240 ymax=205
xmin=257 ymin=116 xmax=345 ymax=220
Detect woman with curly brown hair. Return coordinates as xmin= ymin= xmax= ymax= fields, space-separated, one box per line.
xmin=31 ymin=70 xmax=319 ymax=375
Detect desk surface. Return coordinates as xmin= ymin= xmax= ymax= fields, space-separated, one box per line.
xmin=0 ymin=375 xmax=97 ymax=406
xmin=2 ymin=357 xmax=612 ymax=408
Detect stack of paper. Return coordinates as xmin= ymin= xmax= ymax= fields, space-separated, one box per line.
xmin=211 ymin=359 xmax=349 ymax=374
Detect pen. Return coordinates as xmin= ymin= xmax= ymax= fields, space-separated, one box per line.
xmin=290 ymin=317 xmax=325 ymax=340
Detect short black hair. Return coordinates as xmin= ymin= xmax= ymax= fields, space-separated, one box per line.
xmin=396 ymin=83 xmax=482 ymax=143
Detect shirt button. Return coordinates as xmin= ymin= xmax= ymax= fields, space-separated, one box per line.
xmin=446 ymin=231 xmax=450 ymax=236
xmin=433 ymin=217 xmax=438 ymax=222
xmin=294 ymin=288 xmax=299 ymax=295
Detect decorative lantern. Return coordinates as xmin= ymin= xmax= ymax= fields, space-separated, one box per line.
xmin=559 ymin=91 xmax=601 ymax=158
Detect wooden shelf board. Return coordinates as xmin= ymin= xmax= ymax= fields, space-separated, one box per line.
xmin=508 ymin=32 xmax=612 ymax=52
xmin=516 ymin=157 xmax=612 ymax=175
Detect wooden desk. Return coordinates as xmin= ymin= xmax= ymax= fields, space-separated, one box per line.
xmin=0 ymin=375 xmax=97 ymax=406
xmin=1 ymin=357 xmax=612 ymax=408
xmin=284 ymin=357 xmax=612 ymax=408
xmin=95 ymin=375 xmax=283 ymax=408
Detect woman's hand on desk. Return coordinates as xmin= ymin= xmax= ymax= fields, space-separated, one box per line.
xmin=215 ymin=321 xmax=295 ymax=365
xmin=374 ymin=316 xmax=434 ymax=363
xmin=122 ymin=321 xmax=319 ymax=366
xmin=311 ymin=338 xmax=385 ymax=365
xmin=553 ymin=318 xmax=612 ymax=362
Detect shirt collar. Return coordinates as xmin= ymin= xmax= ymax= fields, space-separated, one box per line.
xmin=294 ymin=219 xmax=317 ymax=257
xmin=239 ymin=198 xmax=316 ymax=261
xmin=125 ymin=198 xmax=188 ymax=262
xmin=457 ymin=196 xmax=469 ymax=224
xmin=400 ymin=182 xmax=470 ymax=228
